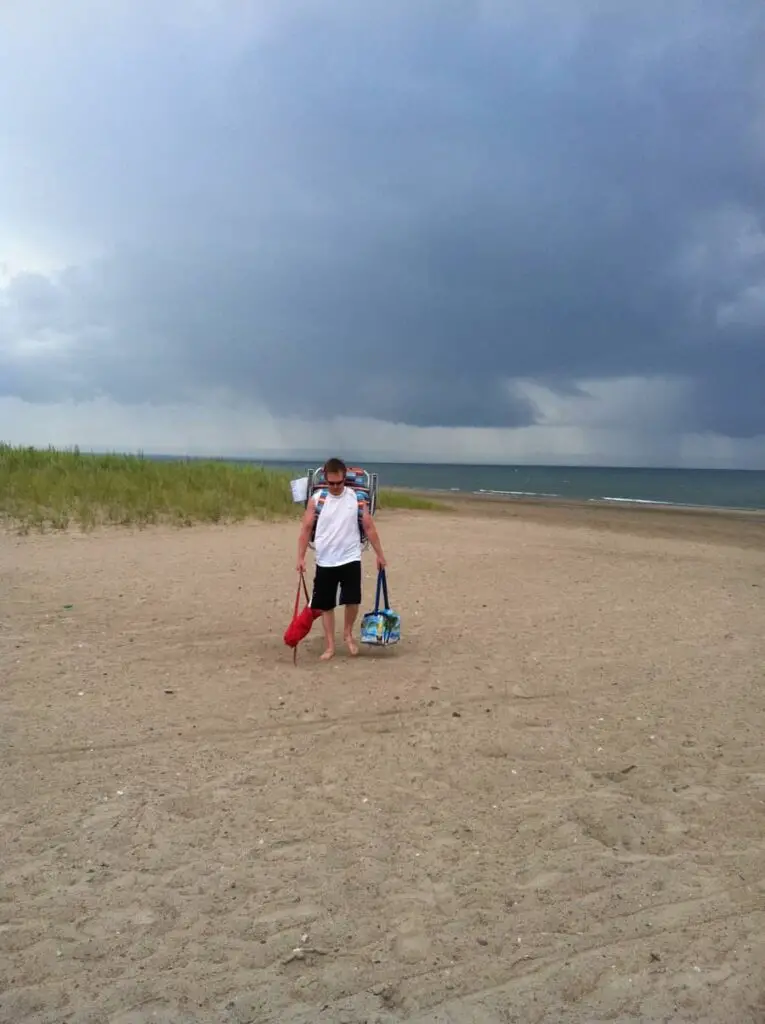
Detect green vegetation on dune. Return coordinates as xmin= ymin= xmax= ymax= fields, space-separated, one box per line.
xmin=0 ymin=445 xmax=296 ymax=530
xmin=0 ymin=444 xmax=445 ymax=531
xmin=377 ymin=489 xmax=444 ymax=511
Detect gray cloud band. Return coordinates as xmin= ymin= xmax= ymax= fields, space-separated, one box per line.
xmin=1 ymin=1 xmax=763 ymax=436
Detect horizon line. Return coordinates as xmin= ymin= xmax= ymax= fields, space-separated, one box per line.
xmin=4 ymin=442 xmax=760 ymax=473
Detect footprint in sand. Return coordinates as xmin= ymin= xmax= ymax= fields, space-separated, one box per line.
xmin=393 ymin=915 xmax=431 ymax=964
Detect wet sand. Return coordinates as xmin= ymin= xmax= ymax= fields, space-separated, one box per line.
xmin=2 ymin=502 xmax=765 ymax=1023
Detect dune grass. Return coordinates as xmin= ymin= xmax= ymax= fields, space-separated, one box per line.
xmin=0 ymin=444 xmax=444 ymax=531
xmin=378 ymin=489 xmax=445 ymax=512
xmin=0 ymin=445 xmax=296 ymax=531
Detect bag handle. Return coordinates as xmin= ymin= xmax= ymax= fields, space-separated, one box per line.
xmin=294 ymin=569 xmax=310 ymax=616
xmin=374 ymin=567 xmax=390 ymax=612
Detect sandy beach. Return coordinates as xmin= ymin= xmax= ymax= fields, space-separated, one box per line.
xmin=2 ymin=501 xmax=765 ymax=1024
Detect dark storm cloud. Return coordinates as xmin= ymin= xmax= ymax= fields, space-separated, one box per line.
xmin=1 ymin=1 xmax=764 ymax=433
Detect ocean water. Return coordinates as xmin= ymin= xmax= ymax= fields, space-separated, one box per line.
xmin=255 ymin=461 xmax=765 ymax=512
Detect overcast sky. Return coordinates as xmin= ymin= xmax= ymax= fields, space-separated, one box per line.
xmin=1 ymin=0 xmax=764 ymax=466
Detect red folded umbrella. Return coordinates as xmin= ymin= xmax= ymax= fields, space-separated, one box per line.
xmin=284 ymin=571 xmax=321 ymax=662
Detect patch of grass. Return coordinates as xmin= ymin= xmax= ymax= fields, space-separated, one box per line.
xmin=377 ymin=489 xmax=447 ymax=511
xmin=0 ymin=445 xmax=447 ymax=532
xmin=0 ymin=444 xmax=298 ymax=532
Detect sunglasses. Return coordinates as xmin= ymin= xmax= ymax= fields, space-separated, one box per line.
xmin=326 ymin=479 xmax=345 ymax=488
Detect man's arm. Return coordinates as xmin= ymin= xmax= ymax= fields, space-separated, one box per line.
xmin=296 ymin=499 xmax=316 ymax=571
xmin=361 ymin=504 xmax=386 ymax=569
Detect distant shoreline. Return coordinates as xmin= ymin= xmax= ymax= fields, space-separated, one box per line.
xmin=83 ymin=453 xmax=765 ymax=513
xmin=383 ymin=484 xmax=765 ymax=518
xmin=250 ymin=459 xmax=765 ymax=514
xmin=380 ymin=485 xmax=765 ymax=552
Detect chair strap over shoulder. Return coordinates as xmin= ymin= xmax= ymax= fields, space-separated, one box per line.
xmin=353 ymin=490 xmax=367 ymax=538
xmin=310 ymin=489 xmax=329 ymax=542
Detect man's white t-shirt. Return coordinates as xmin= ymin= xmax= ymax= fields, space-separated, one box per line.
xmin=313 ymin=487 xmax=362 ymax=567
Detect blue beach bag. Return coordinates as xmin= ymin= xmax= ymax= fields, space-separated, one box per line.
xmin=360 ymin=568 xmax=401 ymax=646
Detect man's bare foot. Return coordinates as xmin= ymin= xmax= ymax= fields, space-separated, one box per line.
xmin=344 ymin=635 xmax=359 ymax=656
xmin=320 ymin=648 xmax=335 ymax=661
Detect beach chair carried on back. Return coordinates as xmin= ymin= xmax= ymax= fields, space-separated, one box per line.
xmin=304 ymin=464 xmax=379 ymax=552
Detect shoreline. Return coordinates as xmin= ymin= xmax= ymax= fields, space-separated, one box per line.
xmin=383 ymin=484 xmax=765 ymax=518
xmin=381 ymin=486 xmax=765 ymax=551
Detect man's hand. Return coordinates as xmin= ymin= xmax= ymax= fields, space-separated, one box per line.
xmin=296 ymin=558 xmax=306 ymax=574
xmin=376 ymin=556 xmax=387 ymax=571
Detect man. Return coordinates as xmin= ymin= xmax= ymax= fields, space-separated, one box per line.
xmin=296 ymin=457 xmax=387 ymax=661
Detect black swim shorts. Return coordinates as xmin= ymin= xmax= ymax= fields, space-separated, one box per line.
xmin=311 ymin=560 xmax=362 ymax=611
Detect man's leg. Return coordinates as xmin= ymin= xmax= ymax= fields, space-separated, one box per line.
xmin=320 ymin=610 xmax=336 ymax=660
xmin=339 ymin=561 xmax=362 ymax=656
xmin=343 ymin=604 xmax=359 ymax=655
xmin=311 ymin=565 xmax=338 ymax=660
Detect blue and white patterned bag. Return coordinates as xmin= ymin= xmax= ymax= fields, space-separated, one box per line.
xmin=360 ymin=568 xmax=401 ymax=646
